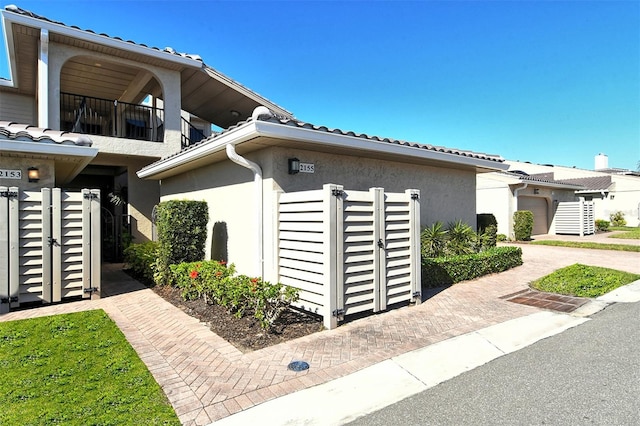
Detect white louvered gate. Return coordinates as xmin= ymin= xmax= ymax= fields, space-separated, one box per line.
xmin=0 ymin=187 xmax=101 ymax=313
xmin=277 ymin=184 xmax=420 ymax=329
xmin=554 ymin=200 xmax=595 ymax=236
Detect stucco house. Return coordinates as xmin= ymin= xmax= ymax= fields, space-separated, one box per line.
xmin=139 ymin=106 xmax=508 ymax=327
xmin=477 ymin=155 xmax=640 ymax=238
xmin=0 ymin=4 xmax=291 ymax=260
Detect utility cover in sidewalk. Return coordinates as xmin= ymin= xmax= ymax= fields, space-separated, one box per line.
xmin=287 ymin=361 xmax=309 ymax=372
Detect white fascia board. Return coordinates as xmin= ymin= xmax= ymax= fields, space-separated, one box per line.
xmin=254 ymin=120 xmax=508 ymax=171
xmin=1 ymin=9 xmax=201 ymax=69
xmin=137 ymin=122 xmax=258 ymax=178
xmin=0 ymin=139 xmax=98 ymax=158
xmin=1 ymin=16 xmax=16 ymax=87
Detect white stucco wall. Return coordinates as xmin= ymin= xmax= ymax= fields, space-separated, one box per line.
xmin=160 ymin=145 xmax=481 ymax=279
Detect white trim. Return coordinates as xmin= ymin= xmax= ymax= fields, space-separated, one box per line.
xmin=38 ymin=28 xmax=48 ymax=127
xmin=1 ymin=9 xmax=201 ymax=69
xmin=139 ymin=120 xmax=508 ymax=179
xmin=0 ymin=139 xmax=98 ymax=158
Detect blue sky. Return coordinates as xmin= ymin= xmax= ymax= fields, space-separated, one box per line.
xmin=1 ymin=1 xmax=638 ymax=170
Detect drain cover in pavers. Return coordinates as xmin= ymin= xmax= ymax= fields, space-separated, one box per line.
xmin=502 ymin=290 xmax=589 ymax=313
xmin=288 ymin=361 xmax=310 ymax=372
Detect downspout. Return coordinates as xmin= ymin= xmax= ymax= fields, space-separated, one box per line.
xmin=224 ymin=106 xmax=272 ymax=280
xmin=512 ymin=182 xmax=528 ymax=238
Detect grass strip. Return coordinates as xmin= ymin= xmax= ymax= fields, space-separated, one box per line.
xmin=530 ymin=240 xmax=640 ymax=252
xmin=531 ymin=263 xmax=640 ymax=298
xmin=0 ymin=309 xmax=179 ymax=425
xmin=608 ymin=228 xmax=640 ymax=240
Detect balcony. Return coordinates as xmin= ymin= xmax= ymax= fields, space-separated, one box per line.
xmin=61 ymin=92 xmax=164 ymax=142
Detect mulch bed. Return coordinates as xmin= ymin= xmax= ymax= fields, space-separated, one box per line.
xmin=150 ymin=284 xmax=324 ymax=353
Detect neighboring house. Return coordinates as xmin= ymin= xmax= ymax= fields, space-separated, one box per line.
xmin=477 ymin=156 xmax=640 ymax=237
xmin=477 ymin=171 xmax=585 ymax=237
xmin=0 ymin=5 xmax=291 ymax=259
xmin=503 ymin=158 xmax=640 ymax=227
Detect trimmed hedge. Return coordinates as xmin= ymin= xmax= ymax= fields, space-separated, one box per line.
xmin=477 ymin=213 xmax=498 ymax=232
xmin=154 ymin=200 xmax=209 ymax=285
xmin=595 ymin=219 xmax=610 ymax=232
xmin=514 ymin=210 xmax=533 ymax=241
xmin=422 ymin=246 xmax=523 ymax=288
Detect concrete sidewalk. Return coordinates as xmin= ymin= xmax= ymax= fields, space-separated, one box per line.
xmin=1 ymin=243 xmax=639 ymax=425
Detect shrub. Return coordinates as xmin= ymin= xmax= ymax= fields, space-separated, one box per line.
xmin=477 ymin=213 xmax=498 ymax=232
xmin=421 ymin=222 xmax=448 ymax=258
xmin=123 ymin=241 xmax=159 ymax=284
xmin=169 ymin=261 xmax=299 ymax=331
xmin=422 ymin=246 xmax=523 ymax=288
xmin=497 ymin=233 xmax=508 ymax=242
xmin=154 ymin=200 xmax=209 ymax=285
xmin=476 ymin=224 xmax=497 ymax=251
xmin=169 ymin=260 xmax=235 ymax=303
xmin=513 ymin=210 xmax=534 ymax=241
xmin=595 ymin=219 xmax=610 ymax=232
xmin=446 ymin=220 xmax=476 ymax=256
xmin=609 ymin=211 xmax=626 ymax=227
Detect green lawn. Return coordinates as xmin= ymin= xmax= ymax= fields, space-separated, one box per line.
xmin=0 ymin=309 xmax=179 ymax=425
xmin=530 ymin=240 xmax=640 ymax=252
xmin=531 ymin=264 xmax=640 ymax=298
xmin=608 ymin=227 xmax=640 ymax=240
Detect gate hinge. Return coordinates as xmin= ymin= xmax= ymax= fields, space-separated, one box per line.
xmin=83 ymin=192 xmax=99 ymax=200
xmin=0 ymin=189 xmax=18 ymax=198
xmin=1 ymin=296 xmax=18 ymax=304
xmin=410 ymin=193 xmax=419 ymax=200
xmin=332 ymin=308 xmax=345 ymax=318
xmin=84 ymin=287 xmax=99 ymax=294
xmin=413 ymin=291 xmax=421 ymax=298
xmin=331 ymin=189 xmax=344 ymax=197
xmin=47 ymin=237 xmax=59 ymax=247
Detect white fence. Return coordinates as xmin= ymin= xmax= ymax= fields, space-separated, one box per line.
xmin=555 ymin=200 xmax=595 ymax=236
xmin=0 ymin=187 xmax=101 ymax=313
xmin=277 ymin=184 xmax=421 ymax=329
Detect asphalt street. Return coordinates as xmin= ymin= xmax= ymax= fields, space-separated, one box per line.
xmin=348 ymin=301 xmax=640 ymax=425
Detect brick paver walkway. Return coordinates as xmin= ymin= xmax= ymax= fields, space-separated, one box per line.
xmin=1 ymin=242 xmax=638 ymax=425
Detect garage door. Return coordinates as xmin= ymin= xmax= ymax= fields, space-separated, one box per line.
xmin=519 ymin=196 xmax=548 ymax=235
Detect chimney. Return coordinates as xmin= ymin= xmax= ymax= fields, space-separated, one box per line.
xmin=594 ymin=153 xmax=608 ymax=170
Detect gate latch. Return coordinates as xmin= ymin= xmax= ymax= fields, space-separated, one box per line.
xmin=377 ymin=239 xmax=385 ymax=249
xmin=0 ymin=189 xmax=18 ymax=198
xmin=84 ymin=287 xmax=99 ymax=294
xmin=1 ymin=296 xmax=18 ymax=304
xmin=47 ymin=237 xmax=59 ymax=247
xmin=331 ymin=189 xmax=344 ymax=197
xmin=332 ymin=308 xmax=345 ymax=319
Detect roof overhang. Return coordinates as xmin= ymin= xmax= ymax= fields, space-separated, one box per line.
xmin=138 ymin=120 xmax=508 ymax=180
xmin=0 ymin=139 xmax=98 ymax=184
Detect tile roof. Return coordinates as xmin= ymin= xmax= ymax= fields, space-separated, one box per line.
xmin=0 ymin=121 xmax=93 ymax=146
xmin=175 ymin=111 xmax=504 ymax=163
xmin=3 ymin=5 xmax=293 ymax=118
xmin=498 ymin=171 xmax=584 ymax=188
xmin=558 ymin=176 xmax=612 ymax=191
xmin=4 ymin=5 xmax=203 ymax=62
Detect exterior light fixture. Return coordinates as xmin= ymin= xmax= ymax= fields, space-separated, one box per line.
xmin=230 ymin=110 xmax=240 ymax=118
xmin=288 ymin=158 xmax=300 ymax=175
xmin=27 ymin=167 xmax=40 ymax=183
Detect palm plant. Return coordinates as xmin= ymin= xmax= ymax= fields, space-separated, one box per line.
xmin=420 ymin=221 xmax=448 ymax=258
